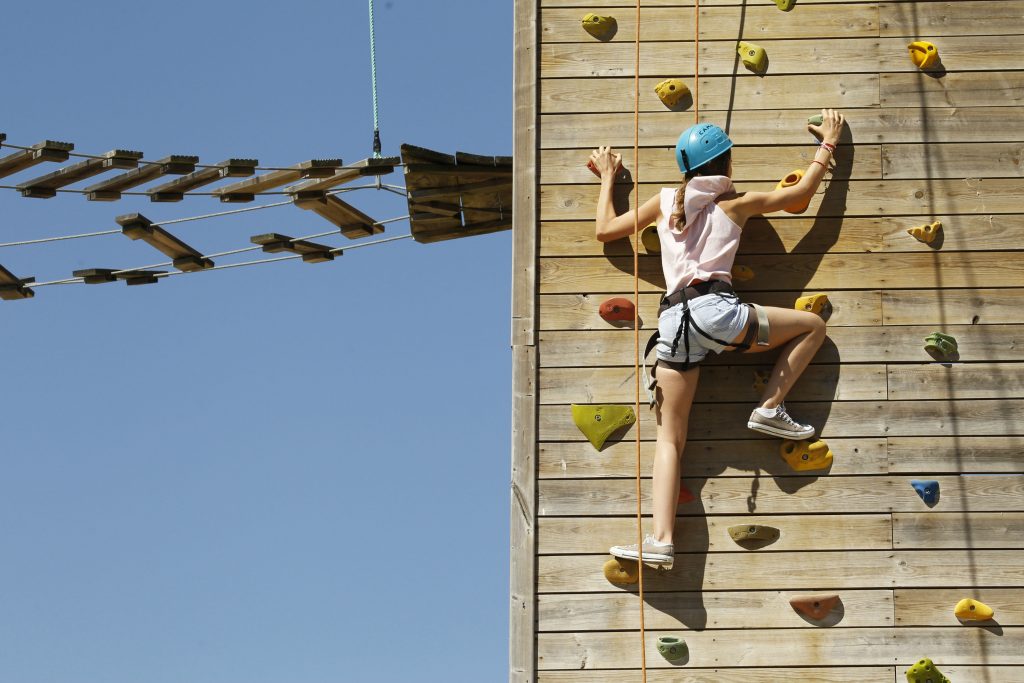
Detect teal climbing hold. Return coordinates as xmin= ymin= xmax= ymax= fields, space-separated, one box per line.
xmin=656 ymin=635 xmax=688 ymax=663
xmin=911 ymin=479 xmax=940 ymax=507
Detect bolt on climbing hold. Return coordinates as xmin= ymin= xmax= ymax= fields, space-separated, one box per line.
xmin=774 ymin=0 xmax=796 ymax=10
xmin=924 ymin=332 xmax=957 ymax=360
xmin=908 ymin=220 xmax=942 ymax=244
xmin=907 ymin=41 xmax=940 ymax=69
xmin=571 ymin=404 xmax=636 ymax=450
xmin=603 ymin=557 xmax=639 ymax=585
xmin=752 ymin=369 xmax=770 ymax=394
xmin=654 ymin=79 xmax=691 ymax=108
xmin=795 ymin=293 xmax=830 ymax=316
xmin=640 ymin=224 xmax=660 ymax=253
xmin=776 ymin=169 xmax=812 ymax=213
xmin=737 ymin=41 xmax=768 ymax=73
xmin=656 ymin=635 xmax=688 ymax=663
xmin=790 ymin=594 xmax=841 ymax=620
xmin=910 ymin=479 xmax=940 ymax=507
xmin=728 ymin=524 xmax=780 ymax=543
xmin=954 ymin=598 xmax=994 ymax=622
xmin=581 ymin=13 xmax=617 ymax=40
xmin=731 ymin=264 xmax=755 ymax=282
xmin=780 ymin=440 xmax=833 ymax=472
xmin=905 ymin=658 xmax=951 ymax=683
xmin=599 ymin=297 xmax=636 ymax=323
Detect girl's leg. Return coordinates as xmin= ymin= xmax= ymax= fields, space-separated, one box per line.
xmin=735 ymin=306 xmax=826 ymax=407
xmin=651 ymin=364 xmax=700 ymax=544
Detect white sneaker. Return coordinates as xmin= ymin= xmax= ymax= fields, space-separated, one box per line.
xmin=747 ymin=403 xmax=815 ymax=440
xmin=610 ymin=534 xmax=674 ymax=567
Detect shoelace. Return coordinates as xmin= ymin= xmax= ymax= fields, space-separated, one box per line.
xmin=776 ymin=404 xmax=805 ymax=428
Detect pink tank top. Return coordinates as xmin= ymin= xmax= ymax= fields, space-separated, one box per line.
xmin=656 ymin=175 xmax=742 ymax=294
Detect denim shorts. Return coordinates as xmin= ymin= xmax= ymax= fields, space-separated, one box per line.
xmin=656 ymin=293 xmax=750 ymax=365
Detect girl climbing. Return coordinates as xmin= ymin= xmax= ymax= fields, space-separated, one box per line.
xmin=590 ymin=109 xmax=846 ymax=567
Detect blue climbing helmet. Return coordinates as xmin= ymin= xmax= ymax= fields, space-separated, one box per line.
xmin=674 ymin=123 xmax=733 ymax=174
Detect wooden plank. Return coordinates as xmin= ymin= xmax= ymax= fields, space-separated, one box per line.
xmin=540 ymin=364 xmax=885 ymax=404
xmin=883 ymin=143 xmax=1024 ymax=180
xmin=537 ymin=626 xmax=1024 ymax=669
xmin=539 ymin=589 xmax=894 ymax=631
xmin=16 ymin=149 xmax=143 ymax=198
xmin=540 ymin=5 xmax=880 ymax=42
xmin=538 ymin=514 xmax=893 ymax=554
xmin=883 ymin=289 xmax=1024 ymax=326
xmin=539 ymin=438 xmax=888 ymax=479
xmin=538 ymin=291 xmax=882 ymax=330
xmin=889 ymin=436 xmax=1024 ymax=474
xmin=880 ymin=71 xmax=1024 ymax=109
xmin=538 ymin=550 xmax=1021 ymax=593
xmin=538 ymin=670 xmax=901 ymax=683
xmin=879 ymin=0 xmax=1024 ymax=37
xmin=213 ymin=159 xmax=341 ymax=203
xmin=893 ymin=513 xmax=1024 ymax=550
xmin=895 ymin=588 xmax=1024 ymax=625
xmin=540 ymin=74 xmax=879 ymax=114
xmin=148 ymin=159 xmax=258 ymax=202
xmin=83 ymin=155 xmax=199 ymax=201
xmin=538 ymin=400 xmax=1024 ymax=441
xmin=537 ymin=475 xmax=1024 ymax=516
xmin=889 ymin=362 xmax=1024 ymax=401
xmin=539 ymin=108 xmax=1024 ymax=148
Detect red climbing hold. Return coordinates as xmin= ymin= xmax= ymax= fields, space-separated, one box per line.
xmin=599 ymin=297 xmax=636 ymax=323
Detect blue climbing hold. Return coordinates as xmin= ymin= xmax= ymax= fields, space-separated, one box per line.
xmin=911 ymin=479 xmax=940 ymax=507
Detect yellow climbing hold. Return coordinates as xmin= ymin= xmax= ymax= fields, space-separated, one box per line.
xmin=752 ymin=369 xmax=770 ymax=394
xmin=603 ymin=557 xmax=639 ymax=585
xmin=781 ymin=440 xmax=833 ymax=472
xmin=905 ymin=658 xmax=950 ymax=683
xmin=908 ymin=41 xmax=940 ymax=69
xmin=908 ymin=220 xmax=942 ymax=244
xmin=581 ymin=13 xmax=617 ymax=40
xmin=737 ymin=41 xmax=768 ymax=73
xmin=641 ymin=224 xmax=660 ymax=254
xmin=954 ymin=598 xmax=994 ymax=622
xmin=572 ymin=404 xmax=636 ymax=450
xmin=774 ymin=0 xmax=796 ymax=10
xmin=776 ymin=169 xmax=811 ymax=213
xmin=731 ymin=264 xmax=755 ymax=282
xmin=795 ymin=293 xmax=830 ymax=316
xmin=654 ymin=79 xmax=690 ymax=108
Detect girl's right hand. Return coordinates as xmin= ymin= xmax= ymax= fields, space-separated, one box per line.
xmin=807 ymin=108 xmax=845 ymax=145
xmin=590 ymin=146 xmax=622 ymax=176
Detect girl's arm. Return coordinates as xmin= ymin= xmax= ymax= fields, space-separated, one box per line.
xmin=591 ymin=146 xmax=662 ymax=242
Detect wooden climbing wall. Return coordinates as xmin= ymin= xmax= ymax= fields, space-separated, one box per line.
xmin=510 ymin=0 xmax=1024 ymax=681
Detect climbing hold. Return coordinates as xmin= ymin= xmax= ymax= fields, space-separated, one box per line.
xmin=908 ymin=220 xmax=942 ymax=244
xmin=728 ymin=524 xmax=780 ymax=543
xmin=572 ymin=404 xmax=636 ymax=450
xmin=731 ymin=264 xmax=755 ymax=282
xmin=780 ymin=440 xmax=833 ymax=471
xmin=599 ymin=297 xmax=636 ymax=323
xmin=737 ymin=41 xmax=768 ymax=73
xmin=656 ymin=635 xmax=688 ymax=663
xmin=795 ymin=293 xmax=830 ymax=316
xmin=905 ymin=658 xmax=950 ymax=683
xmin=807 ymin=114 xmax=824 ymax=126
xmin=954 ymin=598 xmax=994 ymax=622
xmin=776 ymin=170 xmax=811 ymax=213
xmin=790 ymin=594 xmax=841 ymax=620
xmin=924 ymin=332 xmax=957 ymax=359
xmin=752 ymin=369 xmax=770 ymax=394
xmin=678 ymin=482 xmax=696 ymax=504
xmin=603 ymin=557 xmax=639 ymax=585
xmin=581 ymin=13 xmax=617 ymax=40
xmin=774 ymin=0 xmax=796 ymax=10
xmin=910 ymin=479 xmax=940 ymax=506
xmin=907 ymin=41 xmax=940 ymax=69
xmin=654 ymin=79 xmax=691 ymax=108
xmin=640 ymin=224 xmax=660 ymax=254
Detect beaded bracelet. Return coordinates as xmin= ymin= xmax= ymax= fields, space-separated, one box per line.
xmin=820 ymin=141 xmax=836 ymax=153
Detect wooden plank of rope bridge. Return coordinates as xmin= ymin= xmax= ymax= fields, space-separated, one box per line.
xmin=112 ymin=269 xmax=168 ymax=286
xmin=540 ymin=5 xmax=879 ymax=42
xmin=895 ymin=588 xmax=1024 ymax=625
xmin=212 ymin=159 xmax=342 ymax=203
xmin=889 ymin=362 xmax=1024 ymax=400
xmin=249 ymin=233 xmax=336 ymax=263
xmin=539 ymin=291 xmax=882 ymax=330
xmin=539 ymin=589 xmax=894 ymax=631
xmin=537 ymin=626 xmax=1024 ymax=670
xmin=538 ymin=399 xmax=1024 ymax=441
xmin=539 ymin=514 xmax=893 ymax=553
xmin=0 ymin=140 xmax=73 ymax=180
xmin=292 ymin=193 xmax=383 ymax=239
xmin=879 ymin=0 xmax=1024 ymax=36
xmin=540 ymin=364 xmax=885 ymax=404
xmin=116 ymin=213 xmax=213 ymax=272
xmin=540 ymin=108 xmax=1024 ymax=148
xmin=283 ymin=156 xmax=397 ymax=196
xmin=540 ymin=74 xmax=879 ymax=114
xmin=83 ymin=155 xmax=199 ymax=201
xmin=539 ymin=670 xmax=901 ymax=683
xmin=16 ymin=149 xmax=143 ymax=198
xmin=537 ymin=475 xmax=1024 ymax=516
xmin=148 ymin=158 xmax=258 ymax=202
xmin=888 ymin=436 xmax=1024 ymax=473
xmin=0 ymin=263 xmax=35 ymax=301
xmin=893 ymin=513 xmax=1024 ymax=550
xmin=881 ymin=71 xmax=1024 ymax=109
xmin=540 ymin=438 xmax=888 ymax=478
xmin=883 ymin=143 xmax=1024 ymax=180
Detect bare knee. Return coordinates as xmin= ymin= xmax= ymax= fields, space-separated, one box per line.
xmin=804 ymin=311 xmax=826 ymax=342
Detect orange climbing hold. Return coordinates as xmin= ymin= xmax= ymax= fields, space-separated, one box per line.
xmin=790 ymin=594 xmax=841 ymax=620
xmin=781 ymin=440 xmax=833 ymax=471
xmin=776 ymin=170 xmax=811 ymax=213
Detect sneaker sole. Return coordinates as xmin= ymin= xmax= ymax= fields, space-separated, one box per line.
xmin=609 ymin=550 xmax=674 ymax=566
xmin=747 ymin=420 xmax=816 ymax=440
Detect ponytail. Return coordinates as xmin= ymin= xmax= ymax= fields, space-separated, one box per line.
xmin=669 ymin=149 xmax=732 ymax=230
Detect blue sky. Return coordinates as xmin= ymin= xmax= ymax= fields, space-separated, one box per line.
xmin=1 ymin=2 xmax=512 ymax=680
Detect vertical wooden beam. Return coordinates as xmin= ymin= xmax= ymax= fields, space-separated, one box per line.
xmin=510 ymin=0 xmax=538 ymax=681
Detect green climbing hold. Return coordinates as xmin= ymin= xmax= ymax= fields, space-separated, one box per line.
xmin=656 ymin=635 xmax=688 ymax=663
xmin=924 ymin=332 xmax=958 ymax=360
xmin=571 ymin=404 xmax=636 ymax=450
xmin=905 ymin=658 xmax=951 ymax=683
xmin=808 ymin=114 xmax=824 ymax=126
